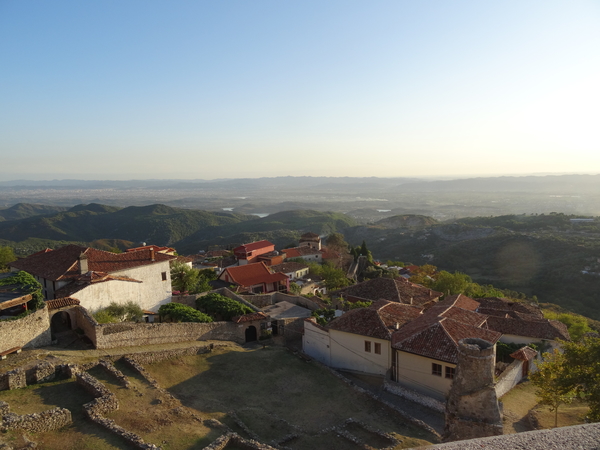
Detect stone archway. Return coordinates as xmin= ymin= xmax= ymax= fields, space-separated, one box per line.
xmin=245 ymin=326 xmax=257 ymax=343
xmin=50 ymin=311 xmax=72 ymax=334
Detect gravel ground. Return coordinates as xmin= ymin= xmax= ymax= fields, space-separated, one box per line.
xmin=412 ymin=422 xmax=600 ymax=450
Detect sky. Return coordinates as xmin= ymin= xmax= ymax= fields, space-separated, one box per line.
xmin=1 ymin=1 xmax=599 ymax=181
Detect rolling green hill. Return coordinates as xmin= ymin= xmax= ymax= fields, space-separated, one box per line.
xmin=0 ymin=203 xmax=68 ymax=222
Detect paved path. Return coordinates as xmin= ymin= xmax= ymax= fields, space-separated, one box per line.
xmin=340 ymin=371 xmax=445 ymax=435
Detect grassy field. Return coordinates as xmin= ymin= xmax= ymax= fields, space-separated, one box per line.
xmin=145 ymin=345 xmax=435 ymax=449
xmin=500 ymin=380 xmax=588 ymax=433
xmin=0 ymin=344 xmax=435 ymax=449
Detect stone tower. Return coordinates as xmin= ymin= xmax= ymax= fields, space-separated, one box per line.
xmin=444 ymin=338 xmax=503 ymax=441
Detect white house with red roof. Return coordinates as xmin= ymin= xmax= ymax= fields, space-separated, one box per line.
xmin=10 ymin=244 xmax=176 ymax=312
xmin=218 ymin=262 xmax=289 ymax=294
xmin=303 ymin=300 xmax=422 ymax=376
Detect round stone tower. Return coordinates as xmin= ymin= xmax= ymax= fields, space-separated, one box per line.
xmin=444 ymin=338 xmax=503 ymax=441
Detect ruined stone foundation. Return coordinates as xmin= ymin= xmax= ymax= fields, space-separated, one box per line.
xmin=444 ymin=338 xmax=503 ymax=441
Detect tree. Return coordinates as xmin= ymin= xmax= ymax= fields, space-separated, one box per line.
xmin=289 ymin=282 xmax=302 ymax=295
xmin=530 ymin=349 xmax=576 ymax=427
xmin=543 ymin=312 xmax=592 ymax=342
xmin=560 ymin=336 xmax=600 ymax=422
xmin=326 ymin=233 xmax=349 ymax=253
xmin=431 ymin=271 xmax=472 ymax=296
xmin=158 ymin=303 xmax=213 ymax=323
xmin=170 ymin=262 xmax=211 ymax=294
xmin=0 ymin=246 xmax=16 ymax=271
xmin=196 ymin=293 xmax=253 ymax=321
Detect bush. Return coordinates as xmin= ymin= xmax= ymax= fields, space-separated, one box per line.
xmin=196 ymin=293 xmax=253 ymax=321
xmin=159 ymin=302 xmax=213 ymax=323
xmin=93 ymin=301 xmax=143 ymax=323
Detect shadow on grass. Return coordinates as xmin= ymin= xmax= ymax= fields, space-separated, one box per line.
xmin=146 ymin=346 xmax=436 ymax=445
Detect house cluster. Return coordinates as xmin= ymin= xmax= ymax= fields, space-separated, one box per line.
xmin=303 ymin=277 xmax=569 ymax=401
xmin=213 ymin=233 xmax=339 ymax=295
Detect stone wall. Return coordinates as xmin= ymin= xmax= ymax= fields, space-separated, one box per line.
xmin=0 ymin=306 xmax=51 ymax=353
xmin=0 ymin=368 xmax=26 ymax=391
xmin=495 ymin=359 xmax=524 ymax=398
xmin=92 ymin=321 xmax=243 ymax=349
xmin=25 ymin=361 xmax=55 ymax=385
xmin=1 ymin=406 xmax=72 ymax=433
xmin=73 ymin=306 xmax=98 ymax=341
xmin=384 ymin=379 xmax=445 ymax=413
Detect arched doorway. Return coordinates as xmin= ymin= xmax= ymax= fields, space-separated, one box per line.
xmin=245 ymin=325 xmax=257 ymax=343
xmin=50 ymin=311 xmax=72 ymax=334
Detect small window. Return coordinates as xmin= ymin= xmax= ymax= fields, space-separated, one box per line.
xmin=364 ymin=341 xmax=371 ymax=352
xmin=374 ymin=342 xmax=381 ymax=355
xmin=432 ymin=363 xmax=442 ymax=376
xmin=161 ymin=272 xmax=167 ymax=281
xmin=445 ymin=366 xmax=455 ymax=379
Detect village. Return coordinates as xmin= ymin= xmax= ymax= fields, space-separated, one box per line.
xmin=0 ymin=233 xmax=594 ymax=450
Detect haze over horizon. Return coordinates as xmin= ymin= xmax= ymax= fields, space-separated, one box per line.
xmin=1 ymin=1 xmax=599 ymax=181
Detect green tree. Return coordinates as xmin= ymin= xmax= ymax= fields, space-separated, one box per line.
xmin=326 ymin=232 xmax=349 ymax=253
xmin=431 ymin=271 xmax=472 ymax=296
xmin=311 ymin=308 xmax=336 ymax=326
xmin=0 ymin=246 xmax=16 ymax=271
xmin=561 ymin=336 xmax=600 ymax=422
xmin=543 ymin=312 xmax=592 ymax=342
xmin=530 ymin=349 xmax=576 ymax=427
xmin=289 ymin=282 xmax=302 ymax=295
xmin=196 ymin=293 xmax=253 ymax=321
xmin=0 ymin=271 xmax=44 ymax=311
xmin=170 ymin=262 xmax=211 ymax=294
xmin=159 ymin=302 xmax=213 ymax=323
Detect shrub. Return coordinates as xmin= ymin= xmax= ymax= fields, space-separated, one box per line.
xmin=159 ymin=302 xmax=213 ymax=323
xmin=93 ymin=301 xmax=143 ymax=323
xmin=196 ymin=293 xmax=253 ymax=321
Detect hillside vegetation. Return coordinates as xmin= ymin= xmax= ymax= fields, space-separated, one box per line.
xmin=343 ymin=213 xmax=600 ymax=320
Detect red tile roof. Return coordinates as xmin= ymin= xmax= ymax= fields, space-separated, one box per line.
xmin=126 ymin=245 xmax=176 ymax=254
xmin=232 ymin=311 xmax=268 ymax=323
xmin=46 ymin=297 xmax=80 ymax=310
xmin=328 ymin=300 xmax=422 ymax=340
xmin=510 ymin=346 xmax=538 ymax=361
xmin=54 ymin=272 xmax=142 ymax=298
xmin=233 ymin=240 xmax=274 ymax=253
xmin=269 ymin=262 xmax=309 ymax=274
xmin=333 ymin=277 xmax=443 ymax=306
xmin=10 ymin=244 xmax=176 ymax=281
xmin=476 ymin=297 xmax=544 ymax=319
xmin=220 ymin=262 xmax=289 ymax=288
xmin=283 ymin=246 xmax=321 ymax=258
xmin=437 ymin=294 xmax=480 ymax=311
xmin=391 ymin=306 xmax=501 ymax=364
xmin=485 ymin=316 xmax=570 ymax=341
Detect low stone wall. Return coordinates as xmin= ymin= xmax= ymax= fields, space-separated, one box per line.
xmin=76 ymin=371 xmax=159 ymax=449
xmin=98 ymin=359 xmax=130 ymax=388
xmin=495 ymin=360 xmax=524 ymax=398
xmin=90 ymin=321 xmax=243 ymax=349
xmin=123 ymin=345 xmax=215 ymax=365
xmin=0 ymin=368 xmax=26 ymax=391
xmin=25 ymin=361 xmax=55 ymax=385
xmin=203 ymin=432 xmax=278 ymax=450
xmin=0 ymin=306 xmax=51 ymax=353
xmin=1 ymin=406 xmax=72 ymax=433
xmin=73 ymin=306 xmax=98 ymax=342
xmin=384 ymin=379 xmax=445 ymax=413
xmin=171 ymin=294 xmax=197 ymax=308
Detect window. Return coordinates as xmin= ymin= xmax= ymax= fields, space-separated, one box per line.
xmin=432 ymin=363 xmax=442 ymax=376
xmin=445 ymin=366 xmax=455 ymax=379
xmin=161 ymin=272 xmax=167 ymax=281
xmin=364 ymin=341 xmax=371 ymax=352
xmin=374 ymin=343 xmax=381 ymax=355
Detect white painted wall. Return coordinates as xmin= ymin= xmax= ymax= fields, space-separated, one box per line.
xmin=394 ymin=350 xmax=455 ymax=401
xmin=303 ymin=320 xmax=331 ymax=365
xmin=329 ymin=329 xmax=391 ymax=376
xmin=74 ymin=261 xmax=172 ymax=312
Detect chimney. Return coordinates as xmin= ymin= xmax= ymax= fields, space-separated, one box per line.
xmin=394 ymin=322 xmax=400 ymax=330
xmin=79 ymin=253 xmax=89 ymax=275
xmin=150 ymin=247 xmax=155 ymax=261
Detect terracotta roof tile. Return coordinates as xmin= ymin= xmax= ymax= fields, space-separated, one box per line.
xmin=270 ymin=262 xmax=309 ymax=274
xmin=232 ymin=311 xmax=268 ymax=323
xmin=437 ymin=294 xmax=480 ymax=311
xmin=46 ymin=297 xmax=80 ymax=310
xmin=391 ymin=305 xmax=501 ymax=364
xmin=476 ymin=297 xmax=544 ymax=319
xmin=333 ymin=277 xmax=443 ymax=306
xmin=486 ymin=316 xmax=570 ymax=341
xmin=233 ymin=240 xmax=274 ymax=253
xmin=10 ymin=244 xmax=175 ymax=282
xmin=328 ymin=300 xmax=422 ymax=340
xmin=510 ymin=346 xmax=538 ymax=361
xmin=220 ymin=262 xmax=288 ymax=288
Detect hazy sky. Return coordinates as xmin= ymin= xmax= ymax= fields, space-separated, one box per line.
xmin=1 ymin=1 xmax=599 ymax=181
